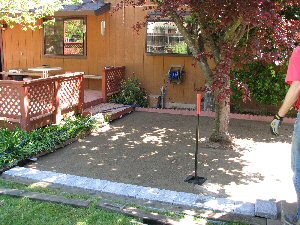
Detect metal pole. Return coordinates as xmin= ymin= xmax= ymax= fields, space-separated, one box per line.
xmin=184 ymin=93 xmax=207 ymax=185
xmin=195 ymin=113 xmax=199 ymax=178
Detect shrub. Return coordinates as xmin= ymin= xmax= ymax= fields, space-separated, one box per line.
xmin=109 ymin=77 xmax=148 ymax=107
xmin=0 ymin=115 xmax=96 ymax=170
xmin=230 ymin=61 xmax=289 ymax=113
xmin=0 ymin=126 xmax=28 ymax=153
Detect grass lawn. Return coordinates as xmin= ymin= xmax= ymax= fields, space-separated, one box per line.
xmin=0 ymin=178 xmax=140 ymax=225
xmin=0 ymin=195 xmax=249 ymax=225
xmin=0 ymin=195 xmax=137 ymax=225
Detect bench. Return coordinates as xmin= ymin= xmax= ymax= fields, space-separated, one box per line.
xmin=83 ymin=75 xmax=102 ymax=80
xmin=83 ymin=75 xmax=102 ymax=91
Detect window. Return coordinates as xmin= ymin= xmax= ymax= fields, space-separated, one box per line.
xmin=44 ymin=18 xmax=86 ymax=56
xmin=146 ymin=21 xmax=191 ymax=55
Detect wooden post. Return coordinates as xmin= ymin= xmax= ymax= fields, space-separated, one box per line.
xmin=197 ymin=93 xmax=202 ymax=115
xmin=78 ymin=74 xmax=84 ymax=113
xmin=102 ymin=69 xmax=107 ymax=103
xmin=19 ymin=83 xmax=30 ymax=131
xmin=54 ymin=77 xmax=62 ymax=124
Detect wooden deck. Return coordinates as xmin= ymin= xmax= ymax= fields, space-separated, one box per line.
xmin=0 ymin=67 xmax=126 ymax=130
xmin=84 ymin=89 xmax=103 ymax=109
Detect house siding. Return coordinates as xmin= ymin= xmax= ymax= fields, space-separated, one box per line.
xmin=1 ymin=3 xmax=206 ymax=106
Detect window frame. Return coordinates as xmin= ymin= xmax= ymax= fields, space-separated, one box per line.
xmin=43 ymin=16 xmax=87 ymax=58
xmin=145 ymin=19 xmax=192 ymax=57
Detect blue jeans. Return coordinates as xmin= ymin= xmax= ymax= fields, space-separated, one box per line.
xmin=292 ymin=110 xmax=300 ymax=219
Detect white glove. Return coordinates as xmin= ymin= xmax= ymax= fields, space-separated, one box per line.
xmin=270 ymin=114 xmax=283 ymax=136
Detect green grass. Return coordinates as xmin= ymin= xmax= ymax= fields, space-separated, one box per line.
xmin=0 ymin=178 xmax=139 ymax=225
xmin=0 ymin=194 xmax=249 ymax=225
xmin=0 ymin=178 xmax=95 ymax=201
xmin=0 ymin=195 xmax=138 ymax=225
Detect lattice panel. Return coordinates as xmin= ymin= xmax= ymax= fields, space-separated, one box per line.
xmin=27 ymin=81 xmax=55 ymax=117
xmin=65 ymin=42 xmax=83 ymax=49
xmin=64 ymin=43 xmax=83 ymax=55
xmin=0 ymin=85 xmax=21 ymax=118
xmin=106 ymin=67 xmax=125 ymax=96
xmin=58 ymin=77 xmax=81 ymax=110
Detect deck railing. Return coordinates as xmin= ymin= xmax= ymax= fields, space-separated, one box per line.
xmin=0 ymin=73 xmax=84 ymax=131
xmin=102 ymin=66 xmax=126 ymax=103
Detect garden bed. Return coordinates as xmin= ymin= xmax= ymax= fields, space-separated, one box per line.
xmin=0 ymin=116 xmax=96 ymax=174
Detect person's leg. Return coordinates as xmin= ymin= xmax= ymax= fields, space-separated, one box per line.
xmin=291 ymin=110 xmax=300 ymax=221
xmin=284 ymin=110 xmax=300 ymax=224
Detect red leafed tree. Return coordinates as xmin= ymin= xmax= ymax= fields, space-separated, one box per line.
xmin=114 ymin=0 xmax=300 ymax=143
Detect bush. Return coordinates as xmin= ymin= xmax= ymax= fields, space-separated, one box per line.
xmin=109 ymin=77 xmax=148 ymax=107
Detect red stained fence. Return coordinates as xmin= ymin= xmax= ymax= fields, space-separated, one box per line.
xmin=102 ymin=66 xmax=126 ymax=103
xmin=0 ymin=73 xmax=84 ymax=131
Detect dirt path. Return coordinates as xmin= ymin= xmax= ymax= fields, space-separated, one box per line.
xmin=27 ymin=111 xmax=296 ymax=203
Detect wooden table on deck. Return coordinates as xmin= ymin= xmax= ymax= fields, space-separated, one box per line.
xmin=28 ymin=67 xmax=62 ymax=78
xmin=0 ymin=71 xmax=43 ymax=80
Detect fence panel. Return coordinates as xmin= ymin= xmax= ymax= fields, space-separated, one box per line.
xmin=27 ymin=80 xmax=56 ymax=118
xmin=0 ymin=74 xmax=83 ymax=131
xmin=57 ymin=74 xmax=83 ymax=113
xmin=0 ymin=81 xmax=22 ymax=121
xmin=102 ymin=66 xmax=125 ymax=102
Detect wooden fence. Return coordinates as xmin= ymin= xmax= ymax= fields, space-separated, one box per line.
xmin=0 ymin=73 xmax=84 ymax=131
xmin=102 ymin=66 xmax=126 ymax=102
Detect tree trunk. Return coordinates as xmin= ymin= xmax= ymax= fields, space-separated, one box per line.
xmin=209 ymin=66 xmax=232 ymax=144
xmin=209 ymin=97 xmax=231 ymax=144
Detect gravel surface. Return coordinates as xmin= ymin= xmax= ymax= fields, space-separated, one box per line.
xmin=27 ymin=111 xmax=296 ymax=203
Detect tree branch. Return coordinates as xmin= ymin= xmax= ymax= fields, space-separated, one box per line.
xmin=232 ymin=23 xmax=248 ymax=47
xmin=223 ymin=16 xmax=243 ymax=42
xmin=195 ymin=12 xmax=221 ymax=64
xmin=170 ymin=11 xmax=213 ymax=83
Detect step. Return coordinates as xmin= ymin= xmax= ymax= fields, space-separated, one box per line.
xmin=84 ymin=103 xmax=134 ymax=122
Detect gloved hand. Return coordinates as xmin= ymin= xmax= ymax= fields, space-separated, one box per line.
xmin=270 ymin=114 xmax=283 ymax=136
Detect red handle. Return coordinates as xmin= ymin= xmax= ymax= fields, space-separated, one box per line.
xmin=197 ymin=93 xmax=202 ymax=115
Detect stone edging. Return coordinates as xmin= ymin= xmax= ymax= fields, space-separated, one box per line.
xmin=3 ymin=167 xmax=278 ymax=220
xmin=135 ymin=107 xmax=296 ymax=124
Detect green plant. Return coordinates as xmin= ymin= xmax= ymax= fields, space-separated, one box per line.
xmin=171 ymin=41 xmax=189 ymax=54
xmin=0 ymin=116 xmax=96 ymax=170
xmin=65 ymin=19 xmax=84 ymax=42
xmin=109 ymin=77 xmax=148 ymax=107
xmin=0 ymin=125 xmax=28 ymax=153
xmin=231 ymin=61 xmax=289 ymax=112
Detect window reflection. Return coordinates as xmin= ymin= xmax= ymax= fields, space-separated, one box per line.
xmin=44 ymin=18 xmax=86 ymax=56
xmin=146 ymin=21 xmax=190 ymax=55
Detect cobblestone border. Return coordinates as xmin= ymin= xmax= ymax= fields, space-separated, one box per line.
xmin=3 ymin=167 xmax=277 ymax=219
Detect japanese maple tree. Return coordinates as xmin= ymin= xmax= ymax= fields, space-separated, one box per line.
xmin=115 ymin=0 xmax=300 ymax=143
